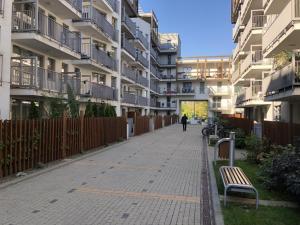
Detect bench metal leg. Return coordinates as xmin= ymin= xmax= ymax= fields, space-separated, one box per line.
xmin=224 ymin=187 xmax=228 ymax=207
xmin=253 ymin=188 xmax=259 ymax=209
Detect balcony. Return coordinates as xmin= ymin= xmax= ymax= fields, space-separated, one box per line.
xmin=152 ymin=101 xmax=177 ymax=109
xmin=233 ymin=14 xmax=245 ymax=43
xmin=77 ymin=39 xmax=117 ymax=72
xmin=159 ymin=61 xmax=176 ymax=68
xmin=236 ymin=82 xmax=267 ymax=107
xmin=81 ymin=80 xmax=118 ymax=101
xmin=209 ymin=87 xmax=231 ymax=96
xmin=124 ymin=0 xmax=138 ymax=17
xmin=240 ymin=0 xmax=263 ymax=24
xmin=240 ymin=11 xmax=265 ymax=51
xmin=150 ymin=47 xmax=159 ymax=63
xmin=150 ymin=65 xmax=160 ymax=79
xmin=160 ymin=89 xmax=177 ymax=95
xmin=38 ymin=0 xmax=82 ymax=19
xmin=122 ymin=66 xmax=137 ymax=83
xmin=135 ymin=30 xmax=149 ymax=50
xmin=263 ymin=62 xmax=300 ymax=101
xmin=121 ymin=36 xmax=136 ymax=59
xmin=160 ymin=74 xmax=176 ymax=80
xmin=137 ymin=95 xmax=148 ymax=106
xmin=122 ymin=92 xmax=137 ymax=105
xmin=135 ymin=52 xmax=149 ymax=69
xmin=122 ymin=13 xmax=136 ymax=38
xmin=150 ymin=81 xmax=160 ymax=93
xmin=10 ymin=59 xmax=80 ymax=98
xmin=102 ymin=0 xmax=119 ymax=13
xmin=12 ymin=10 xmax=81 ymax=59
xmin=158 ymin=42 xmax=178 ymax=53
xmin=178 ymin=71 xmax=231 ymax=80
xmin=263 ymin=0 xmax=289 ymax=15
xmin=177 ymin=88 xmax=196 ymax=96
xmin=240 ymin=49 xmax=272 ymax=79
xmin=210 ymin=101 xmax=232 ymax=112
xmin=263 ymin=0 xmax=300 ymax=57
xmin=136 ymin=75 xmax=149 ymax=88
xmin=73 ymin=5 xmax=118 ymax=43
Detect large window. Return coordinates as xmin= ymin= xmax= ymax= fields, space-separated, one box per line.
xmin=181 ymin=101 xmax=208 ymax=120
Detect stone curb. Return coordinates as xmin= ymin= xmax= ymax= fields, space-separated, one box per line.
xmin=219 ymin=195 xmax=299 ymax=208
xmin=207 ymin=140 xmax=225 ymax=225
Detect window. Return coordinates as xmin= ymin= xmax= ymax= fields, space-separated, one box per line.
xmin=217 ymin=82 xmax=222 ymax=92
xmin=200 ymin=82 xmax=205 ymax=94
xmin=111 ymin=77 xmax=117 ymax=88
xmin=213 ymin=97 xmax=222 ymax=108
xmin=48 ymin=15 xmax=56 ymax=38
xmin=168 ymin=55 xmax=172 ymax=65
xmin=47 ymin=58 xmax=56 ymax=80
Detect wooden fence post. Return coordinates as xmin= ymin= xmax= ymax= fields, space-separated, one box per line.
xmin=62 ymin=112 xmax=67 ymax=159
xmin=0 ymin=120 xmax=3 ymax=178
xmin=80 ymin=111 xmax=84 ymax=153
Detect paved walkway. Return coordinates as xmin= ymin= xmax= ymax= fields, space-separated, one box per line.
xmin=0 ymin=125 xmax=203 ymax=225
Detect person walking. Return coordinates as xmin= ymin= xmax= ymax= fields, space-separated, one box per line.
xmin=181 ymin=114 xmax=188 ymax=131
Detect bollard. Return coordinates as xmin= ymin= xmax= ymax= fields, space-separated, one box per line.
xmin=229 ymin=132 xmax=236 ymax=167
xmin=214 ymin=124 xmax=218 ymax=136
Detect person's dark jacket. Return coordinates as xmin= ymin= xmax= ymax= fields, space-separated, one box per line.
xmin=181 ymin=116 xmax=188 ymax=124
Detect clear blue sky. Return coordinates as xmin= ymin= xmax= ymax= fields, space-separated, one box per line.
xmin=140 ymin=0 xmax=234 ymax=57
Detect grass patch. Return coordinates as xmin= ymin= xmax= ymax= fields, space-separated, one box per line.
xmin=213 ymin=160 xmax=293 ymax=201
xmin=222 ymin=203 xmax=300 ymax=225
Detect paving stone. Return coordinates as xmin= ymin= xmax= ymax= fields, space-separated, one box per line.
xmin=0 ymin=125 xmax=203 ymax=225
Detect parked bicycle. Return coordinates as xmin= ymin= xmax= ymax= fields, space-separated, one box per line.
xmin=201 ymin=122 xmax=226 ymax=138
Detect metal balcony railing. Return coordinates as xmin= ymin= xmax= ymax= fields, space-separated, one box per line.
xmin=122 ymin=13 xmax=136 ymax=35
xmin=150 ymin=81 xmax=160 ymax=93
xmin=137 ymin=75 xmax=149 ymax=87
xmin=81 ymin=80 xmax=118 ymax=100
xmin=161 ymin=74 xmax=176 ymax=79
xmin=122 ymin=92 xmax=137 ymax=104
xmin=81 ymin=39 xmax=117 ymax=71
xmin=180 ymin=88 xmax=195 ymax=94
xmin=136 ymin=52 xmax=149 ymax=68
xmin=122 ymin=66 xmax=137 ymax=82
xmin=240 ymin=12 xmax=265 ymax=47
xmin=137 ymin=95 xmax=148 ymax=106
xmin=82 ymin=5 xmax=118 ymax=42
xmin=264 ymin=61 xmax=300 ymax=96
xmin=11 ymin=60 xmax=81 ymax=94
xmin=150 ymin=65 xmax=160 ymax=78
xmin=136 ymin=30 xmax=149 ymax=49
xmin=66 ymin=0 xmax=83 ymax=13
xmin=150 ymin=47 xmax=158 ymax=60
xmin=125 ymin=0 xmax=138 ymax=15
xmin=104 ymin=0 xmax=118 ymax=13
xmin=12 ymin=10 xmax=81 ymax=53
xmin=122 ymin=36 xmax=136 ymax=58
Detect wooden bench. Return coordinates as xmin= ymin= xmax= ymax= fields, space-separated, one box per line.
xmin=219 ymin=166 xmax=259 ymax=209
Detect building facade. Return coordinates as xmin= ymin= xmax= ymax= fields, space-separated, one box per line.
xmin=0 ymin=0 xmax=235 ymax=121
xmin=262 ymin=0 xmax=300 ymax=123
xmin=0 ymin=0 xmax=12 ymax=120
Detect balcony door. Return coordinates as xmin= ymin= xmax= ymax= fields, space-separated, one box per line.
xmin=48 ymin=15 xmax=56 ymax=39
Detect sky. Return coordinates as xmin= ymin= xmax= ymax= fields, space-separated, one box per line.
xmin=140 ymin=0 xmax=234 ymax=57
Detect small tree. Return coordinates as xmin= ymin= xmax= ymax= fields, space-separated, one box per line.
xmin=67 ymin=84 xmax=79 ymax=118
xmin=85 ymin=100 xmax=94 ymax=117
xmin=29 ymin=101 xmax=41 ymax=119
xmin=92 ymin=103 xmax=98 ymax=117
xmin=49 ymin=98 xmax=66 ymax=118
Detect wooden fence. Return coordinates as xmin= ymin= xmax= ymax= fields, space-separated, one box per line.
xmin=171 ymin=115 xmax=179 ymax=124
xmin=154 ymin=116 xmax=163 ymax=130
xmin=263 ymin=121 xmax=300 ymax=146
xmin=164 ymin=116 xmax=172 ymax=127
xmin=0 ymin=116 xmax=127 ymax=178
xmin=135 ymin=116 xmax=150 ymax=136
xmin=223 ymin=117 xmax=254 ymax=135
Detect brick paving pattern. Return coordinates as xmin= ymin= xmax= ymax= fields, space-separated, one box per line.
xmin=0 ymin=125 xmax=203 ymax=225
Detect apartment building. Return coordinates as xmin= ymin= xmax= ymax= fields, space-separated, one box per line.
xmin=176 ymin=56 xmax=234 ymax=120
xmin=261 ymin=0 xmax=300 ymax=123
xmin=120 ymin=0 xmax=150 ymax=117
xmin=0 ymin=0 xmax=12 ymax=120
xmin=8 ymin=0 xmax=121 ymax=119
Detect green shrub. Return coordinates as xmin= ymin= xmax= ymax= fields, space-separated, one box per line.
xmin=84 ymin=100 xmax=94 ymax=118
xmin=259 ymin=145 xmax=300 ymax=203
xmin=245 ymin=134 xmax=264 ymax=163
xmin=233 ymin=128 xmax=246 ymax=149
